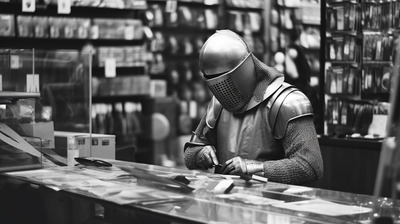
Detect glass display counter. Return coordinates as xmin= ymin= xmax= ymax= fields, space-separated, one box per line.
xmin=1 ymin=158 xmax=398 ymax=224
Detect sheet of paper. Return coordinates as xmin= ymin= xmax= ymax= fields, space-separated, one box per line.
xmin=283 ymin=186 xmax=313 ymax=194
xmin=7 ymin=166 xmax=184 ymax=205
xmin=217 ymin=192 xmax=284 ymax=205
xmin=272 ymin=199 xmax=372 ymax=216
xmin=7 ymin=168 xmax=53 ymax=176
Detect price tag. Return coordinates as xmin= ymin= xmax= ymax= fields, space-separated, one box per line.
xmin=124 ymin=26 xmax=134 ymax=40
xmin=58 ymin=0 xmax=71 ymax=14
xmin=165 ymin=0 xmax=177 ymax=13
xmin=204 ymin=0 xmax=218 ymax=5
xmin=143 ymin=26 xmax=153 ymax=39
xmin=90 ymin=25 xmax=99 ymax=39
xmin=10 ymin=55 xmax=20 ymax=69
xmin=104 ymin=58 xmax=116 ymax=78
xmin=189 ymin=100 xmax=197 ymax=119
xmin=22 ymin=0 xmax=35 ymax=12
xmin=368 ymin=114 xmax=388 ymax=137
xmin=0 ymin=74 xmax=2 ymax=91
xmin=26 ymin=74 xmax=40 ymax=93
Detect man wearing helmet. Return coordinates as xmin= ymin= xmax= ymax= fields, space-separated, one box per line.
xmin=183 ymin=30 xmax=323 ymax=185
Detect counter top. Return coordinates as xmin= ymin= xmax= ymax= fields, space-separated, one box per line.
xmin=318 ymin=135 xmax=383 ymax=150
xmin=2 ymin=159 xmax=398 ymax=224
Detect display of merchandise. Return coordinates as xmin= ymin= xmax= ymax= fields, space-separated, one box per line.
xmin=323 ymin=0 xmax=395 ymax=138
xmin=2 ymin=1 xmax=313 ymax=138
xmin=0 ymin=14 xmax=14 ymax=36
xmin=0 ymin=0 xmax=151 ymax=163
xmin=12 ymin=0 xmax=147 ymax=9
xmin=136 ymin=0 xmax=267 ymax=165
xmin=12 ymin=16 xmax=143 ymax=40
xmin=8 ymin=0 xmax=396 ymax=166
xmin=2 ymin=0 xmax=400 ymax=207
xmin=270 ymin=0 xmax=322 ymax=133
xmin=270 ymin=0 xmax=321 ymax=76
xmin=96 ymin=46 xmax=147 ymax=67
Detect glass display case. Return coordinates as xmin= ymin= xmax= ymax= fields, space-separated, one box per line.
xmin=0 ymin=49 xmax=92 ymax=172
xmin=2 ymin=159 xmax=400 ymax=224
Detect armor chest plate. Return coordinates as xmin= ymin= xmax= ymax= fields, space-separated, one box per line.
xmin=215 ymin=102 xmax=284 ymax=163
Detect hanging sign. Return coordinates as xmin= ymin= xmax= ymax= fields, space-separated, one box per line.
xmin=104 ymin=58 xmax=116 ymax=78
xmin=22 ymin=0 xmax=35 ymax=12
xmin=165 ymin=0 xmax=177 ymax=13
xmin=26 ymin=74 xmax=39 ymax=93
xmin=58 ymin=0 xmax=71 ymax=14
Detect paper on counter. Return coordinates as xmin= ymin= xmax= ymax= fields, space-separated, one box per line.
xmin=283 ymin=186 xmax=313 ymax=194
xmin=6 ymin=166 xmax=184 ymax=205
xmin=217 ymin=192 xmax=284 ymax=205
xmin=272 ymin=199 xmax=373 ymax=216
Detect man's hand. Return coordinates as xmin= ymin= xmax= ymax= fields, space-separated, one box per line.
xmin=196 ymin=145 xmax=219 ymax=169
xmin=221 ymin=157 xmax=264 ymax=175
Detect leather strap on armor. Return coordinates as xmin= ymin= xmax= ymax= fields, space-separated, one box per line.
xmin=184 ymin=98 xmax=223 ymax=151
xmin=184 ymin=134 xmax=208 ymax=149
xmin=268 ymin=83 xmax=314 ymax=139
xmin=205 ymin=97 xmax=223 ymax=129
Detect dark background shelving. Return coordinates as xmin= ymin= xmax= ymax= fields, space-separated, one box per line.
xmin=0 ymin=37 xmax=145 ymax=49
xmin=0 ymin=2 xmax=145 ymax=17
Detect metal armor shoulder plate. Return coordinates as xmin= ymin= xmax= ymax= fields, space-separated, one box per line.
xmin=268 ymin=84 xmax=313 ymax=139
xmin=205 ymin=96 xmax=223 ymax=129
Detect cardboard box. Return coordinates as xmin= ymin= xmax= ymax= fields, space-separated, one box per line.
xmin=54 ymin=132 xmax=115 ymax=165
xmin=9 ymin=121 xmax=55 ymax=149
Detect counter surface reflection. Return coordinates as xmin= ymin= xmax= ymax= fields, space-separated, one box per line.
xmin=3 ymin=159 xmax=398 ymax=224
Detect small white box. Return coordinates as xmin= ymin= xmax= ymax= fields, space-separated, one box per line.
xmin=150 ymin=80 xmax=167 ymax=98
xmin=54 ymin=132 xmax=116 ymax=163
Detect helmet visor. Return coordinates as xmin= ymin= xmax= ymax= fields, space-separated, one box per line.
xmin=203 ymin=53 xmax=256 ymax=112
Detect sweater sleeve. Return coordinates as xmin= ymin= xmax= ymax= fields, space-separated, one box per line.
xmin=262 ymin=116 xmax=324 ymax=185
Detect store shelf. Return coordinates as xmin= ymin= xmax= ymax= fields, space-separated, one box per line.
xmin=0 ymin=37 xmax=144 ymax=49
xmin=326 ymin=61 xmax=359 ymax=66
xmin=0 ymin=2 xmax=146 ymax=17
xmin=301 ymin=21 xmax=321 ymax=26
xmin=147 ymin=0 xmax=219 ymax=8
xmin=149 ymin=26 xmax=217 ymax=34
xmin=326 ymin=0 xmax=359 ymax=6
xmin=92 ymin=94 xmax=150 ymax=103
xmin=362 ymin=61 xmax=393 ymax=65
xmin=361 ymin=93 xmax=390 ymax=102
xmin=326 ymin=30 xmax=359 ymax=36
xmin=322 ymin=0 xmax=395 ymax=138
xmin=161 ymin=54 xmax=198 ymax=60
xmin=92 ymin=66 xmax=147 ymax=77
xmin=225 ymin=6 xmax=263 ymax=12
xmin=319 ymin=135 xmax=382 ymax=151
